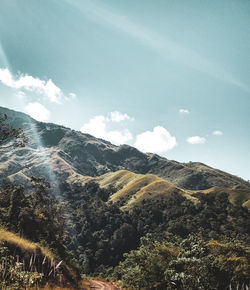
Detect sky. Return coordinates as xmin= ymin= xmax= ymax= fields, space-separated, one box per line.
xmin=0 ymin=0 xmax=249 ymax=181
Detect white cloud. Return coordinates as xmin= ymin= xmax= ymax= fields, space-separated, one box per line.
xmin=0 ymin=68 xmax=13 ymax=86
xmin=81 ymin=115 xmax=107 ymax=138
xmin=0 ymin=68 xmax=75 ymax=103
xmin=68 ymin=93 xmax=77 ymax=99
xmin=179 ymin=109 xmax=190 ymax=115
xmin=187 ymin=136 xmax=206 ymax=144
xmin=135 ymin=126 xmax=177 ymax=153
xmin=108 ymin=111 xmax=133 ymax=122
xmin=25 ymin=102 xmax=51 ymax=122
xmin=80 ymin=113 xmax=133 ymax=145
xmin=105 ymin=130 xmax=132 ymax=145
xmin=212 ymin=130 xmax=223 ymax=136
xmin=16 ymin=91 xmax=26 ymax=100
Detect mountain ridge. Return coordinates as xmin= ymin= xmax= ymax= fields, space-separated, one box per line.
xmin=0 ymin=106 xmax=249 ymax=193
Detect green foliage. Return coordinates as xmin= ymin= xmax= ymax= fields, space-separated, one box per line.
xmin=128 ymin=190 xmax=250 ymax=240
xmin=6 ymin=262 xmax=43 ymax=289
xmin=1 ymin=176 xmax=250 ymax=288
xmin=58 ymin=180 xmax=250 ymax=280
xmin=0 ymin=180 xmax=80 ymax=287
xmin=61 ymin=181 xmax=139 ymax=275
xmin=0 ymin=180 xmax=66 ymax=249
xmin=114 ymin=234 xmax=250 ymax=289
xmin=113 ymin=234 xmax=179 ymax=289
xmin=0 ymin=245 xmax=44 ymax=289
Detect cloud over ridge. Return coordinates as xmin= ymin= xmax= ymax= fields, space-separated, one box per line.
xmin=25 ymin=102 xmax=51 ymax=122
xmin=135 ymin=126 xmax=177 ymax=153
xmin=80 ymin=111 xmax=133 ymax=145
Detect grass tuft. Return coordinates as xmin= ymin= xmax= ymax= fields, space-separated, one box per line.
xmin=0 ymin=227 xmax=53 ymax=260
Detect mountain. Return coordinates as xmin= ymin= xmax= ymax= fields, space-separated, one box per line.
xmin=1 ymin=106 xmax=249 ymax=197
xmin=1 ymin=106 xmax=250 ymax=288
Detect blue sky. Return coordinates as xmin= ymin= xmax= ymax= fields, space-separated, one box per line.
xmin=0 ymin=0 xmax=249 ymax=180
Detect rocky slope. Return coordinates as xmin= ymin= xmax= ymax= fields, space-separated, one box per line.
xmin=1 ymin=106 xmax=250 ymax=194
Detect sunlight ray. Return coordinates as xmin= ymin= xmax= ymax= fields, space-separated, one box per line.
xmin=0 ymin=41 xmax=11 ymax=70
xmin=16 ymin=118 xmax=64 ymax=201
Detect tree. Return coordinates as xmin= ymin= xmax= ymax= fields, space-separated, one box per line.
xmin=0 ymin=113 xmax=28 ymax=148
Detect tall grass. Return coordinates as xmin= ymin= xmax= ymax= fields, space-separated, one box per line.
xmin=0 ymin=227 xmax=64 ymax=289
xmin=0 ymin=227 xmax=53 ymax=260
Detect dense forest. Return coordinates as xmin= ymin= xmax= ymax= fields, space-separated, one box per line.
xmin=0 ymin=113 xmax=250 ymax=289
xmin=1 ymin=179 xmax=249 ymax=289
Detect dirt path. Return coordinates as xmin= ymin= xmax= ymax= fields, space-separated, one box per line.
xmin=90 ymin=279 xmax=123 ymax=289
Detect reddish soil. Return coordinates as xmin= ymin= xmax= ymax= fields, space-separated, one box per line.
xmin=90 ymin=280 xmax=123 ymax=289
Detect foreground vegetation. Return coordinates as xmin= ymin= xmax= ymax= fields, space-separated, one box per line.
xmin=0 ymin=228 xmax=65 ymax=289
xmin=0 ymin=180 xmax=80 ymax=289
xmin=0 ymin=177 xmax=249 ymax=289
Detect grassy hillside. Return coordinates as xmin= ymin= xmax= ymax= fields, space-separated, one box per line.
xmin=0 ymin=227 xmax=53 ymax=259
xmin=95 ymin=170 xmax=198 ymax=208
xmin=93 ymin=170 xmax=250 ymax=209
xmin=188 ymin=186 xmax=250 ymax=210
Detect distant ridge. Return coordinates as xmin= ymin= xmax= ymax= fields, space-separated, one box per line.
xmin=93 ymin=170 xmax=250 ymax=209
